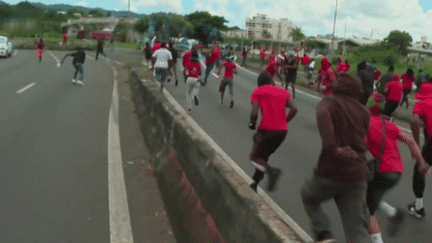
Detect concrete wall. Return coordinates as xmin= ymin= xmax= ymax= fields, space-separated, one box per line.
xmin=129 ymin=71 xmax=308 ymax=243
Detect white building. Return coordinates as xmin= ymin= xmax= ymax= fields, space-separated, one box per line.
xmin=413 ymin=36 xmax=432 ymax=50
xmin=245 ymin=14 xmax=293 ymax=42
xmin=223 ymin=29 xmax=247 ymax=38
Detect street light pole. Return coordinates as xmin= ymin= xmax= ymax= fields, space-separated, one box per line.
xmin=127 ymin=0 xmax=130 ymax=42
xmin=330 ymin=0 xmax=338 ymax=56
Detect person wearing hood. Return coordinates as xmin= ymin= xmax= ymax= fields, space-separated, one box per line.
xmin=301 ymin=73 xmax=372 ymax=243
xmin=408 ymin=83 xmax=432 ymax=218
xmin=365 ymin=92 xmax=430 ymax=243
xmin=315 ymin=57 xmax=337 ymax=95
xmin=217 ymin=55 xmax=237 ymax=108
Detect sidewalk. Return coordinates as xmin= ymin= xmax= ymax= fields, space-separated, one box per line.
xmin=237 ymin=58 xmax=417 ymax=124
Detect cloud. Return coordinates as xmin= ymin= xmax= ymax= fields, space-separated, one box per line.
xmin=190 ymin=0 xmax=432 ymax=42
xmin=122 ymin=0 xmax=183 ymax=13
xmin=76 ymin=1 xmax=87 ymax=7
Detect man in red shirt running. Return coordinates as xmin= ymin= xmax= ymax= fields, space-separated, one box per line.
xmin=203 ymin=44 xmax=221 ymax=86
xmin=185 ymin=50 xmax=202 ymax=113
xmin=408 ymin=83 xmax=432 ymax=218
xmin=182 ymin=46 xmax=195 ymax=83
xmin=384 ymin=74 xmax=403 ymax=117
xmin=315 ymin=57 xmax=337 ymax=95
xmin=264 ymin=57 xmax=284 ymax=86
xmin=248 ymin=71 xmax=298 ymax=192
xmin=217 ymin=56 xmax=237 ymax=108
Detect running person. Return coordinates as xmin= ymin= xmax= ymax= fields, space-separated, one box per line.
xmin=151 ymin=42 xmax=173 ymax=92
xmin=185 ymin=50 xmax=202 ymax=113
xmin=264 ymin=57 xmax=284 ymax=86
xmin=315 ymin=57 xmax=337 ymax=96
xmin=167 ymin=43 xmax=179 ymax=86
xmin=203 ymin=45 xmax=219 ymax=86
xmin=143 ymin=42 xmax=152 ymax=67
xmin=283 ymin=53 xmax=299 ymax=99
xmin=307 ymin=58 xmax=316 ymax=85
xmin=35 ymin=37 xmax=45 ymax=62
xmin=365 ymin=93 xmax=430 ymax=243
xmin=217 ymin=56 xmax=237 ymax=108
xmin=96 ymin=38 xmax=109 ymax=61
xmin=248 ymin=71 xmax=298 ymax=192
xmin=260 ymin=49 xmax=267 ymax=67
xmin=408 ymin=83 xmax=432 ymax=218
xmin=400 ymin=68 xmax=416 ymax=109
xmin=60 ymin=47 xmax=86 ymax=86
xmin=384 ymin=74 xmax=403 ymax=117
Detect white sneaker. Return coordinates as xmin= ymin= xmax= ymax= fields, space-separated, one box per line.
xmin=72 ymin=79 xmax=77 ymax=84
xmin=76 ymin=80 xmax=84 ymax=86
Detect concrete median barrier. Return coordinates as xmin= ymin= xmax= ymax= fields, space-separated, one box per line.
xmin=129 ymin=70 xmax=310 ymax=243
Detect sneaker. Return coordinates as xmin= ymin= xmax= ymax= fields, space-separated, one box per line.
xmin=167 ymin=78 xmax=171 ymax=83
xmin=407 ymin=203 xmax=426 ymax=218
xmin=230 ymin=101 xmax=234 ymax=108
xmin=188 ymin=108 xmax=192 ymax=113
xmin=250 ymin=183 xmax=258 ymax=193
xmin=267 ymin=167 xmax=282 ymax=192
xmin=220 ymin=100 xmax=223 ymax=104
xmin=194 ymin=96 xmax=199 ymax=106
xmin=72 ymin=79 xmax=77 ymax=84
xmin=316 ymin=231 xmax=336 ymax=243
xmin=175 ymin=79 xmax=178 ymax=86
xmin=76 ymin=80 xmax=84 ymax=86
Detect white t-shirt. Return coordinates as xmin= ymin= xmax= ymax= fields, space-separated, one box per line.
xmin=152 ymin=48 xmax=172 ymax=68
xmin=309 ymin=60 xmax=315 ymax=69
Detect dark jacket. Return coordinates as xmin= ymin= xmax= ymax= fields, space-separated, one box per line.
xmin=315 ymin=74 xmax=371 ymax=182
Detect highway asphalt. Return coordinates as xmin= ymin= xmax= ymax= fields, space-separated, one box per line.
xmin=158 ymin=56 xmax=432 ymax=242
xmin=0 ymin=49 xmax=175 ymax=243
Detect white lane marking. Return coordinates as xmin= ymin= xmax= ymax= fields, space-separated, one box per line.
xmin=141 ymin=77 xmax=314 ymax=243
xmin=108 ymin=66 xmax=134 ymax=243
xmin=48 ymin=51 xmax=60 ymax=66
xmin=16 ymin=82 xmax=36 ymax=94
xmin=199 ymin=59 xmax=219 ymax=78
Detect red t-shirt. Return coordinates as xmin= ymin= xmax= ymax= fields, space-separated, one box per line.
xmin=386 ymin=81 xmax=403 ymax=102
xmin=413 ymin=98 xmax=432 ymax=139
xmin=373 ymin=69 xmax=382 ymax=80
xmin=260 ymin=51 xmax=266 ymax=59
xmin=366 ymin=115 xmax=404 ymax=173
xmin=214 ymin=47 xmax=222 ymax=58
xmin=152 ymin=43 xmax=161 ymax=53
xmin=402 ymin=73 xmax=417 ymax=90
xmin=242 ymin=51 xmax=247 ymax=58
xmin=251 ymin=85 xmax=291 ymax=131
xmin=265 ymin=61 xmax=278 ymax=78
xmin=337 ymin=62 xmax=346 ymax=73
xmin=183 ymin=51 xmax=192 ymax=66
xmin=206 ymin=50 xmax=219 ymax=64
xmin=186 ymin=62 xmax=201 ymax=78
xmin=301 ymin=56 xmax=310 ymax=65
xmin=345 ymin=63 xmax=350 ymax=72
xmin=223 ymin=61 xmax=236 ymax=79
xmin=268 ymin=54 xmax=276 ymax=62
xmin=295 ymin=55 xmax=301 ymax=62
xmin=319 ymin=67 xmax=336 ymax=95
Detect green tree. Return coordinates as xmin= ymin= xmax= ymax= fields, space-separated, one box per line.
xmin=106 ymin=11 xmax=111 ymax=17
xmin=383 ymin=30 xmax=413 ymax=56
xmin=262 ymin=29 xmax=271 ymax=39
xmin=185 ymin=11 xmax=229 ymax=45
xmin=134 ymin=16 xmax=149 ymax=34
xmin=290 ymin=26 xmax=305 ymax=42
xmin=89 ymin=10 xmax=104 ymax=17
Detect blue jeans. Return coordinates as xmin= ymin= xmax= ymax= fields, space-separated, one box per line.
xmin=203 ymin=62 xmax=215 ymax=86
xmin=155 ymin=68 xmax=168 ymax=90
xmin=73 ymin=62 xmax=84 ymax=81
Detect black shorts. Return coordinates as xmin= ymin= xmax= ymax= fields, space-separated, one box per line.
xmin=219 ymin=79 xmax=233 ymax=94
xmin=250 ymin=130 xmax=287 ymax=163
xmin=285 ymin=74 xmax=297 ymax=84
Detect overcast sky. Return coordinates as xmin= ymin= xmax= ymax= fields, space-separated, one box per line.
xmin=4 ymin=0 xmax=432 ymax=42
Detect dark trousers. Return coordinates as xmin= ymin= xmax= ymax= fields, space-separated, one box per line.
xmin=385 ymin=101 xmax=399 ymax=117
xmin=367 ymin=172 xmax=401 ymax=215
xmin=203 ymin=62 xmax=215 ymax=85
xmin=301 ymin=174 xmax=371 ymax=243
xmin=400 ymin=89 xmax=411 ymax=108
xmin=96 ymin=49 xmax=107 ymax=60
xmin=73 ymin=62 xmax=84 ymax=81
xmin=413 ymin=138 xmax=432 ymax=198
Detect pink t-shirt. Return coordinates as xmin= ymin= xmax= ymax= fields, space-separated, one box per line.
xmin=366 ymin=115 xmax=404 ymax=173
xmin=265 ymin=61 xmax=278 ymax=78
xmin=413 ymin=98 xmax=432 ymax=139
xmin=251 ymin=85 xmax=291 ymax=131
xmin=186 ymin=62 xmax=201 ymax=78
xmin=223 ymin=61 xmax=236 ymax=79
xmin=402 ymin=73 xmax=416 ymax=90
xmin=319 ymin=67 xmax=336 ymax=95
xmin=386 ymin=81 xmax=403 ymax=102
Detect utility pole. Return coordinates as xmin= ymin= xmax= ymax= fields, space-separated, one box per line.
xmin=342 ymin=16 xmax=347 ymax=56
xmin=330 ymin=0 xmax=338 ymax=56
xmin=127 ymin=0 xmax=131 ymax=42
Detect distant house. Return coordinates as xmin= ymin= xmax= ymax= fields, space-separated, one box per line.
xmin=57 ymin=11 xmax=66 ymax=15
